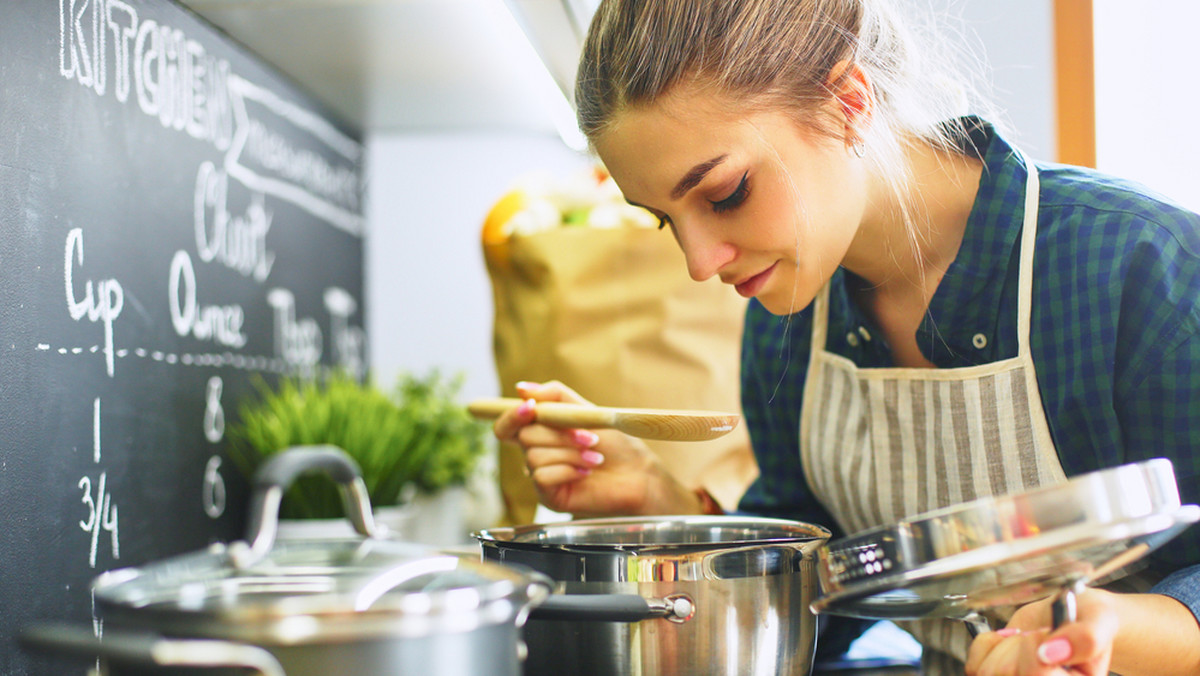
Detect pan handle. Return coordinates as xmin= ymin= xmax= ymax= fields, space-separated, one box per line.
xmin=530 ymin=593 xmax=694 ymax=623
xmin=20 ymin=624 xmax=286 ymax=676
xmin=1051 ymin=585 xmax=1079 ymax=629
xmin=232 ymin=445 xmax=379 ymax=569
xmin=962 ymin=612 xmax=993 ymax=638
xmin=964 ymin=582 xmax=1081 ymax=639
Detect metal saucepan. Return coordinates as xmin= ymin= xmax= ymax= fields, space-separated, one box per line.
xmin=22 ymin=446 xmax=551 ymax=676
xmin=812 ymin=458 xmax=1200 ymax=634
xmin=476 ymin=515 xmax=831 ymax=676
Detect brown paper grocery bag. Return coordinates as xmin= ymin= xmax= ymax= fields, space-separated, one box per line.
xmin=484 ymin=226 xmax=759 ymax=526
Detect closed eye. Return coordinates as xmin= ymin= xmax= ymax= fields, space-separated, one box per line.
xmin=711 ymin=172 xmax=749 ymax=213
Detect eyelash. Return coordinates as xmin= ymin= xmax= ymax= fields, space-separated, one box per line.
xmin=653 ymin=171 xmax=750 ymax=230
xmin=711 ymin=172 xmax=749 ymax=213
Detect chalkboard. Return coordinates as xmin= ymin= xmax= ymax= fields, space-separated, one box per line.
xmin=0 ymin=1 xmax=365 ymax=673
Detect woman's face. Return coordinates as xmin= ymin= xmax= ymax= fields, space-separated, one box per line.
xmin=593 ymin=88 xmax=869 ymax=316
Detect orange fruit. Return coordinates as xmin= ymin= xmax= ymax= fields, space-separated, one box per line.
xmin=482 ymin=189 xmax=527 ymax=245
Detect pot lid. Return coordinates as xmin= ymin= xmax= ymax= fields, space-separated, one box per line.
xmin=92 ymin=447 xmax=548 ymax=643
xmin=811 ymin=459 xmax=1200 ymax=624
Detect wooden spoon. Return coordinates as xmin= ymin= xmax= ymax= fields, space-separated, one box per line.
xmin=467 ymin=398 xmax=740 ymax=442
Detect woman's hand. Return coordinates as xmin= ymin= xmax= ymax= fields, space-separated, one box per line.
xmin=966 ymin=588 xmax=1200 ymax=676
xmin=491 ymin=380 xmax=703 ymax=517
xmin=965 ymin=589 xmax=1117 ymax=675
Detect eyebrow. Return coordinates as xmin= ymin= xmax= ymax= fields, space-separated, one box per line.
xmin=670 ymin=154 xmax=728 ymax=200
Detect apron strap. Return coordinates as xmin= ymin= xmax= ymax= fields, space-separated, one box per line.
xmin=1015 ymin=152 xmax=1040 ymax=356
xmin=811 ymin=151 xmax=1041 ymax=359
xmin=810 ymin=283 xmax=831 ymax=361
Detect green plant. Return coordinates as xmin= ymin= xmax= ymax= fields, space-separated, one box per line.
xmin=227 ymin=370 xmax=488 ymax=519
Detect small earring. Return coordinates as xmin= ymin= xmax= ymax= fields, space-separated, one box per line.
xmin=851 ymin=139 xmax=866 ymax=159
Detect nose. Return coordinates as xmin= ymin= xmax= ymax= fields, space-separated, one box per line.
xmin=674 ymin=222 xmax=737 ymax=282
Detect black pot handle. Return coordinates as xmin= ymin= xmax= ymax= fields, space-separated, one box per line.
xmin=530 ymin=593 xmax=694 ymax=623
xmin=233 ymin=445 xmax=378 ymax=569
xmin=20 ymin=624 xmax=286 ymax=676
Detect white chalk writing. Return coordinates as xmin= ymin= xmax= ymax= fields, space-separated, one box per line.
xmin=64 ymin=228 xmax=124 ymax=377
xmin=78 ymin=397 xmax=119 ymax=568
xmin=195 ymin=161 xmax=275 ymax=282
xmin=226 ymin=75 xmax=363 ymax=234
xmin=59 ymin=0 xmax=234 ymax=149
xmin=243 ymin=119 xmax=359 ymax=213
xmin=267 ymin=288 xmax=322 ymax=369
xmin=203 ymin=375 xmax=225 ymax=443
xmin=203 ymin=455 xmax=227 ymax=519
xmin=57 ymin=0 xmax=363 ymax=234
xmin=324 ymin=287 xmax=365 ymax=378
xmin=168 ymin=250 xmax=247 ymax=347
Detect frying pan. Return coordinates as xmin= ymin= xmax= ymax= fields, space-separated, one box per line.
xmin=467 ymin=398 xmax=739 ymax=442
xmin=812 ymin=459 xmax=1199 ymax=633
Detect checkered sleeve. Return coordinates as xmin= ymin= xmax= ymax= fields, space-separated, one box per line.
xmin=1104 ymin=207 xmax=1200 ymax=612
xmin=1119 ymin=319 xmax=1200 ymax=568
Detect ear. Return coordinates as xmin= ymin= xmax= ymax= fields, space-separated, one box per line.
xmin=825 ymin=60 xmax=874 ymax=146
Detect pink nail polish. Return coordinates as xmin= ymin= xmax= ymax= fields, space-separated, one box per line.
xmin=516 ymin=381 xmax=538 ymax=392
xmin=576 ymin=467 xmax=593 ymax=476
xmin=580 ymin=450 xmax=605 ymax=466
xmin=573 ymin=430 xmax=600 ymax=447
xmin=517 ymin=399 xmax=536 ymax=417
xmin=995 ymin=628 xmax=1020 ymax=638
xmin=1037 ymin=638 xmax=1072 ymax=664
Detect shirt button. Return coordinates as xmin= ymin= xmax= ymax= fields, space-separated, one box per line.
xmin=858 ymin=326 xmax=872 ymax=342
xmin=972 ymin=333 xmax=988 ymax=349
xmin=847 ymin=332 xmax=860 ymax=347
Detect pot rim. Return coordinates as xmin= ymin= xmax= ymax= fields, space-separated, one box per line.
xmin=475 ymin=514 xmax=831 ymax=551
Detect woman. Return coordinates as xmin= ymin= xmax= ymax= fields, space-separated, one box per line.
xmin=491 ymin=0 xmax=1200 ymax=673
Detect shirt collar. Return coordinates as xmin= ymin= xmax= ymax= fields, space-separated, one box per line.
xmin=922 ymin=117 xmax=1031 ymax=363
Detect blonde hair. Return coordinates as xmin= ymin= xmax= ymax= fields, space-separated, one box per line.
xmin=575 ymin=0 xmax=999 ymax=252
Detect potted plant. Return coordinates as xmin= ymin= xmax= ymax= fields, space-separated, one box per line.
xmin=227 ymin=370 xmax=489 ymax=540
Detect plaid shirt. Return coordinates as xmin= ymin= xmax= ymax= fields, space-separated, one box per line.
xmin=739 ymin=118 xmax=1200 ymax=615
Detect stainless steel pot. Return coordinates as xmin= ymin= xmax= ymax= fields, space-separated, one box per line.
xmin=476 ymin=515 xmax=831 ymax=676
xmin=22 ymin=446 xmax=550 ymax=676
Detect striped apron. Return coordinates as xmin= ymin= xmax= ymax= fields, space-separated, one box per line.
xmin=799 ymin=156 xmax=1069 ymax=673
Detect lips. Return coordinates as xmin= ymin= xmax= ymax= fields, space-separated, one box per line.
xmin=732 ymin=262 xmax=777 ymax=298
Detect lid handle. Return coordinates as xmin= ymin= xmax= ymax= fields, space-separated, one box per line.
xmin=231 ymin=445 xmax=379 ymax=569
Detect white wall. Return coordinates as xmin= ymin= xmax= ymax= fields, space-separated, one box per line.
xmin=947 ymin=0 xmax=1056 ymax=158
xmin=1094 ymin=0 xmax=1200 ymax=213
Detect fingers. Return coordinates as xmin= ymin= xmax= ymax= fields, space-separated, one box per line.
xmin=1036 ymin=589 xmax=1117 ymax=672
xmin=1036 ymin=610 xmax=1117 ymax=672
xmin=492 ymin=396 xmax=605 ymax=487
xmin=966 ymin=627 xmax=1030 ymax=675
xmin=493 ymin=380 xmax=589 ymax=442
xmin=492 ymin=397 xmax=537 ymax=443
xmin=524 ymin=428 xmax=604 ymax=485
xmin=517 ymin=380 xmax=593 ymax=406
xmin=966 ymin=589 xmax=1120 ymax=676
xmin=966 ymin=628 xmax=1065 ymax=676
xmin=519 ymin=424 xmax=599 ymax=451
xmin=526 ymin=444 xmax=604 ymax=470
